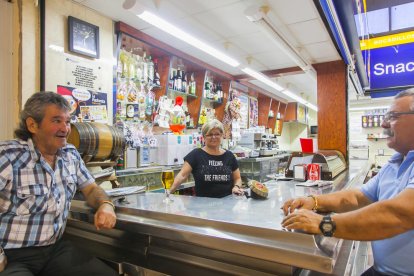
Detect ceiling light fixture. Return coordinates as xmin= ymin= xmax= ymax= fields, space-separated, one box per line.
xmin=245 ymin=4 xmax=317 ymax=80
xmin=242 ymin=67 xmax=283 ymax=91
xmin=123 ymin=1 xmax=240 ymax=67
xmin=242 ymin=67 xmax=318 ymax=111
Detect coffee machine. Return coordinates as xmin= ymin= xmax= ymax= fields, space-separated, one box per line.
xmin=258 ymin=134 xmax=279 ymax=156
xmin=238 ymin=133 xmax=279 ymax=157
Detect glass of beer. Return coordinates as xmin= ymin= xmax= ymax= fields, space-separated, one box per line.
xmin=161 ymin=168 xmax=174 ymax=203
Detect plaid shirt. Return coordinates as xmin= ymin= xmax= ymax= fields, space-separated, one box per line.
xmin=0 ymin=139 xmax=94 ymax=249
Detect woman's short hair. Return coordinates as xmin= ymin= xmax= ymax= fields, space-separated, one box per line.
xmin=14 ymin=91 xmax=71 ymax=140
xmin=201 ymin=119 xmax=224 ymax=137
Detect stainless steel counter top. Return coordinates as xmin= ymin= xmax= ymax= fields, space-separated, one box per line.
xmin=67 ymin=159 xmax=371 ymax=275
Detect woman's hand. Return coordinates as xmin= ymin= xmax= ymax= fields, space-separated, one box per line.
xmin=232 ymin=185 xmax=244 ymax=196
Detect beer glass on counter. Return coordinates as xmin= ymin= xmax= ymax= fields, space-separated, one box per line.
xmin=161 ymin=168 xmax=174 ymax=203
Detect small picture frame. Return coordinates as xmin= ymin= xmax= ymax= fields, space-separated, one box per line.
xmin=68 ymin=16 xmax=100 ymax=58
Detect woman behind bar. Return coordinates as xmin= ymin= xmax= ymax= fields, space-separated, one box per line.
xmin=169 ymin=119 xmax=243 ymax=198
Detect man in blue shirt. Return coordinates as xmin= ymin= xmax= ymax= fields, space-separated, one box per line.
xmin=0 ymin=92 xmax=117 ymax=275
xmin=281 ymin=88 xmax=414 ymax=276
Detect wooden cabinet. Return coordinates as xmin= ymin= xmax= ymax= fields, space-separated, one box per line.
xmin=284 ymin=102 xmax=308 ymax=124
xmin=257 ymin=95 xmax=287 ymax=135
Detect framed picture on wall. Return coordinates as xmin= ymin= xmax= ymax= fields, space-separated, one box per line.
xmin=68 ymin=16 xmax=100 ymax=58
xmin=248 ymin=96 xmax=258 ymax=128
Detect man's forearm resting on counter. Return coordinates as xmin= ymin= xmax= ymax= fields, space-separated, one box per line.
xmin=81 ymin=183 xmax=117 ymax=230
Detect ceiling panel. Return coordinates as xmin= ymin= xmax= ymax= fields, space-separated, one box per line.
xmin=229 ymin=31 xmax=279 ymax=55
xmin=75 ymin=0 xmax=343 ymax=106
xmin=195 ymin=2 xmax=259 ymax=38
xmin=288 ymin=19 xmax=330 ymax=46
xmin=306 ymin=41 xmax=341 ymax=62
xmin=268 ymin=0 xmax=319 ymax=25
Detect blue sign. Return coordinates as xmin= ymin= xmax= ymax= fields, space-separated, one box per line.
xmin=363 ymin=43 xmax=414 ymax=89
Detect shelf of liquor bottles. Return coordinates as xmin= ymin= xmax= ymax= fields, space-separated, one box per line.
xmin=167 ymin=89 xmax=198 ymax=98
xmin=115 ymin=23 xmax=239 ymax=128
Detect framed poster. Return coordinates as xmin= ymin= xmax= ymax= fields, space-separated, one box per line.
xmin=237 ymin=93 xmax=249 ymax=129
xmin=57 ymin=85 xmax=108 ymax=123
xmin=249 ymin=97 xmax=258 ymax=128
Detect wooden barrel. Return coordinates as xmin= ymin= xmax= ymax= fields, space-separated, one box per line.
xmin=68 ymin=122 xmax=125 ymax=162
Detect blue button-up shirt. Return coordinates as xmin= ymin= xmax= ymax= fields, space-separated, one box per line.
xmin=361 ymin=150 xmax=414 ymax=276
xmin=0 ymin=139 xmax=94 ymax=249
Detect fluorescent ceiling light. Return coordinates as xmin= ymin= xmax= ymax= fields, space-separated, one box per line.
xmin=242 ymin=67 xmax=318 ymax=111
xmin=242 ymin=67 xmax=283 ymax=91
xmin=245 ymin=5 xmax=317 ymax=80
xmin=135 ymin=11 xmax=240 ymax=67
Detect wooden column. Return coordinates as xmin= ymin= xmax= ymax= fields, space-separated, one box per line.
xmin=314 ymin=61 xmax=347 ymax=159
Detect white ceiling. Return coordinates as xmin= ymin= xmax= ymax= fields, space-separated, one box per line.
xmin=74 ymin=0 xmax=342 ymax=106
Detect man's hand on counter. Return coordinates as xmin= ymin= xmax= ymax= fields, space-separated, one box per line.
xmin=281 ymin=209 xmax=322 ymax=234
xmin=281 ymin=196 xmax=315 ymax=215
xmin=94 ymin=203 xmax=117 ymax=230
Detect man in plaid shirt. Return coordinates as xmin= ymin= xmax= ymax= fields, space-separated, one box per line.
xmin=0 ymin=92 xmax=118 ymax=275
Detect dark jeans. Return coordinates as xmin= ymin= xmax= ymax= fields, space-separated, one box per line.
xmin=361 ymin=266 xmax=390 ymax=276
xmin=0 ymin=239 xmax=118 ymax=276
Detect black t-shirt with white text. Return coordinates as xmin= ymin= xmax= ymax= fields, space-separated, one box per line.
xmin=184 ymin=148 xmax=238 ymax=198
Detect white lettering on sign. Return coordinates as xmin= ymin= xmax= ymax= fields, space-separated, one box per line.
xmin=374 ymin=62 xmax=414 ymax=76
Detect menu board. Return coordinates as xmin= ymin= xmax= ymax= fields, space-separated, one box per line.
xmin=237 ymin=93 xmax=249 ymax=129
xmin=362 ymin=114 xmax=384 ymax=128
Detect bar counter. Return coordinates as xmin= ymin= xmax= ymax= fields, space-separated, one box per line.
xmin=65 ymin=159 xmax=371 ymax=275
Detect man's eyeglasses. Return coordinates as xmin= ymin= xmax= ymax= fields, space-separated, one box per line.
xmin=383 ymin=111 xmax=414 ymax=123
xmin=205 ymin=133 xmax=222 ymax=138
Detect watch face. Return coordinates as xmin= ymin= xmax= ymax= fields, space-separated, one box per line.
xmin=68 ymin=16 xmax=99 ymax=58
xmin=322 ymin=223 xmax=333 ymax=232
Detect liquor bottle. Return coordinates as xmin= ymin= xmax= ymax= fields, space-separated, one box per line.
xmin=181 ymin=70 xmax=186 ymax=92
xmin=153 ymin=58 xmax=161 ymax=86
xmin=168 ymin=70 xmax=174 ymax=89
xmin=185 ymin=73 xmax=190 ymax=94
xmin=190 ymin=73 xmax=196 ymax=95
xmin=176 ymin=68 xmax=182 ymax=91
xmin=147 ymin=55 xmax=154 ymax=84
xmin=173 ymin=70 xmax=178 ymax=91
xmin=204 ymin=81 xmax=210 ymax=99
xmin=142 ymin=51 xmax=148 ymax=83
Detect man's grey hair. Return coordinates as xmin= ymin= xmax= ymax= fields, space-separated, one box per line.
xmin=201 ymin=119 xmax=224 ymax=137
xmin=14 ymin=91 xmax=71 ymax=140
xmin=395 ymin=88 xmax=414 ymax=111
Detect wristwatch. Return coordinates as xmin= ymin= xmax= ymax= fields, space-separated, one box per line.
xmin=319 ymin=215 xmax=336 ymax=237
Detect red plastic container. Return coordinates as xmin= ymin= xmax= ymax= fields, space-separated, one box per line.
xmin=300 ymin=138 xmax=318 ymax=153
